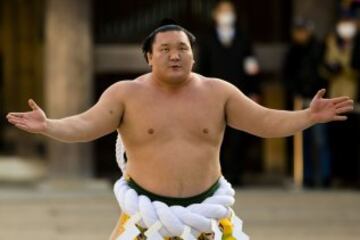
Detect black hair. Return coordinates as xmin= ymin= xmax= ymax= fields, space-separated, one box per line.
xmin=213 ymin=0 xmax=235 ymax=11
xmin=141 ymin=19 xmax=196 ymax=63
xmin=293 ymin=17 xmax=314 ymax=31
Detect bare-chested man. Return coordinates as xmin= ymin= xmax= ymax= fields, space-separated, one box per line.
xmin=7 ymin=24 xmax=354 ymax=240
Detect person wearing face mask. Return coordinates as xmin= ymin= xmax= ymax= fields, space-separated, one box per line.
xmin=197 ymin=0 xmax=261 ymax=186
xmin=324 ymin=16 xmax=359 ymax=99
xmin=321 ymin=10 xmax=360 ymax=187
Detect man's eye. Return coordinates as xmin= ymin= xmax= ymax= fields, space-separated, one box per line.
xmin=161 ymin=48 xmax=169 ymax=52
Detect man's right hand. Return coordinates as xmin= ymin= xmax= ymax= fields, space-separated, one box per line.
xmin=6 ymin=82 xmax=125 ymax=142
xmin=6 ymin=99 xmax=47 ymax=134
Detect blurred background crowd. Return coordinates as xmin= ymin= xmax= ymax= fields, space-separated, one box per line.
xmin=0 ymin=0 xmax=359 ymax=190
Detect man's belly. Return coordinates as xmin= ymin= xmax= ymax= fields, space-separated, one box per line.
xmin=124 ymin=144 xmax=222 ymax=198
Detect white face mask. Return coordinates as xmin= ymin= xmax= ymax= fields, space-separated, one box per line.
xmin=216 ymin=12 xmax=236 ymax=27
xmin=337 ymin=22 xmax=357 ymax=39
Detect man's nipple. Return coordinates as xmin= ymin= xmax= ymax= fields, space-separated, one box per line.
xmin=148 ymin=128 xmax=155 ymax=135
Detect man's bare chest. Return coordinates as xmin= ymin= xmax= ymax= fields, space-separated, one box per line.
xmin=120 ymin=92 xmax=225 ymax=142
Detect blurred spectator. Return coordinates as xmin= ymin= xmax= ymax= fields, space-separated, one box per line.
xmin=197 ymin=0 xmax=261 ymax=186
xmin=323 ymin=13 xmax=359 ymax=100
xmin=283 ymin=18 xmax=326 ymax=101
xmin=321 ymin=9 xmax=360 ymax=187
xmin=282 ymin=17 xmax=331 ymax=187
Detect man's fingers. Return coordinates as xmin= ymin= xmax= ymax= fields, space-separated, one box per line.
xmin=315 ymin=89 xmax=326 ymax=99
xmin=14 ymin=123 xmax=29 ymax=131
xmin=7 ymin=112 xmax=24 ymax=118
xmin=333 ymin=96 xmax=351 ymax=104
xmin=8 ymin=118 xmax=31 ymax=132
xmin=7 ymin=116 xmax=25 ymax=125
xmin=7 ymin=114 xmax=21 ymax=123
xmin=335 ymin=99 xmax=354 ymax=108
xmin=28 ymin=99 xmax=40 ymax=110
xmin=333 ymin=115 xmax=347 ymax=121
xmin=336 ymin=106 xmax=354 ymax=114
xmin=335 ymin=98 xmax=354 ymax=115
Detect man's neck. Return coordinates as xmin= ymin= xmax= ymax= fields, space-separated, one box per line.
xmin=150 ymin=73 xmax=193 ymax=92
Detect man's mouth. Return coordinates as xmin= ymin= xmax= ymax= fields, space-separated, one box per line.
xmin=169 ymin=65 xmax=181 ymax=69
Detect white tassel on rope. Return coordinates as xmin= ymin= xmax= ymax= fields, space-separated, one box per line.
xmin=180 ymin=226 xmax=197 ymax=240
xmin=231 ymin=210 xmax=250 ymax=240
xmin=144 ymin=221 xmax=163 ymax=240
xmin=116 ymin=212 xmax=141 ymax=240
xmin=115 ymin=133 xmax=126 ymax=172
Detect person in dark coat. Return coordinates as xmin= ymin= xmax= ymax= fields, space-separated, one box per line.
xmin=282 ymin=18 xmax=331 ymax=187
xmin=197 ymin=0 xmax=261 ymax=185
xmin=283 ymin=18 xmax=326 ymax=100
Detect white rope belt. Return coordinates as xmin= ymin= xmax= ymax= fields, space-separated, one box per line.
xmin=114 ymin=134 xmax=249 ymax=239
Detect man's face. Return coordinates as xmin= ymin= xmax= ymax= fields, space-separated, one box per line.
xmin=213 ymin=1 xmax=236 ymax=27
xmin=147 ymin=31 xmax=194 ymax=84
xmin=292 ymin=28 xmax=311 ymax=44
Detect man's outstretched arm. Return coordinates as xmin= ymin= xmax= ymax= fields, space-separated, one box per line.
xmin=7 ymin=81 xmax=127 ymax=142
xmin=223 ymin=82 xmax=354 ymax=138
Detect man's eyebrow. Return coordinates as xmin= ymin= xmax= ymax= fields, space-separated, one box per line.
xmin=158 ymin=42 xmax=189 ymax=47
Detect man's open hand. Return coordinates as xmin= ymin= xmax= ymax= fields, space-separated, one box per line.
xmin=6 ymin=99 xmax=47 ymax=134
xmin=309 ymin=89 xmax=354 ymax=123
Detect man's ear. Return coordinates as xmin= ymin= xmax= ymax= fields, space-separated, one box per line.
xmin=147 ymin=52 xmax=153 ymax=66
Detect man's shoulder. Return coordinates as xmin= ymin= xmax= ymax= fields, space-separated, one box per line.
xmin=193 ymin=74 xmax=238 ymax=99
xmin=110 ymin=73 xmax=150 ymax=91
xmin=195 ymin=73 xmax=234 ymax=89
xmin=99 ymin=74 xmax=150 ymax=102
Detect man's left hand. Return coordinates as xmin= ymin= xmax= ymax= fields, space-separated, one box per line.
xmin=309 ymin=89 xmax=354 ymax=123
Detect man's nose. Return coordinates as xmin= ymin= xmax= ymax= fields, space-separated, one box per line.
xmin=169 ymin=50 xmax=180 ymax=60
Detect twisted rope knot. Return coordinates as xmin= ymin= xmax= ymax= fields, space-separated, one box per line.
xmin=114 ymin=176 xmax=235 ymax=237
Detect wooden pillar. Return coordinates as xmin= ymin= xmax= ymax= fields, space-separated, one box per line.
xmin=293 ymin=97 xmax=304 ymax=188
xmin=1 ymin=0 xmax=45 ymax=157
xmin=263 ymin=80 xmax=286 ymax=175
xmin=44 ymin=0 xmax=93 ymax=178
xmin=1 ymin=0 xmax=44 ymax=113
